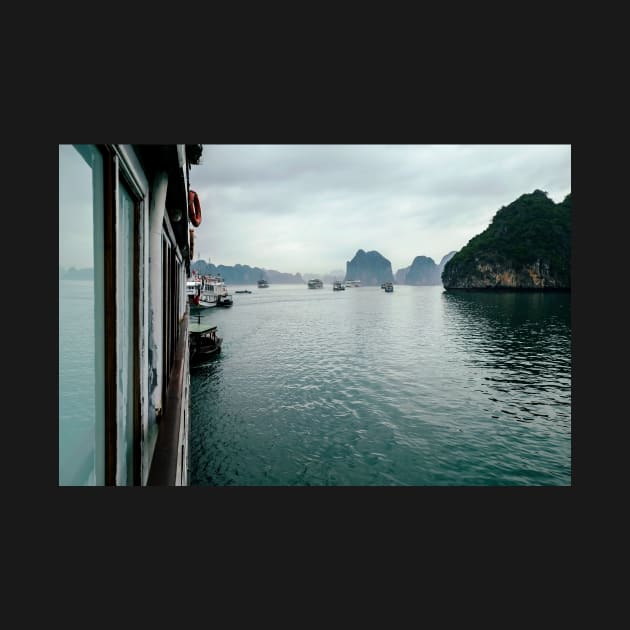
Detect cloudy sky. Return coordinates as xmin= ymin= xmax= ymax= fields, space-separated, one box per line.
xmin=188 ymin=145 xmax=570 ymax=276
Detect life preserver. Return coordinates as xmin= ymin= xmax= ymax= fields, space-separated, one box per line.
xmin=188 ymin=190 xmax=202 ymax=227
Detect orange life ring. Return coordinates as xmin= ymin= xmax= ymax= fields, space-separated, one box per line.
xmin=188 ymin=190 xmax=202 ymax=227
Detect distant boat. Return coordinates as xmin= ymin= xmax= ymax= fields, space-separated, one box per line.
xmin=332 ymin=280 xmax=345 ymax=291
xmin=235 ymin=290 xmax=252 ymax=294
xmin=345 ymin=279 xmax=361 ymax=288
xmin=383 ymin=282 xmax=394 ymax=292
xmin=308 ymin=278 xmax=323 ymax=289
xmin=257 ymin=278 xmax=269 ymax=288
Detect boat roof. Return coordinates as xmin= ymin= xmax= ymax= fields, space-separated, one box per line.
xmin=189 ymin=323 xmax=218 ymax=334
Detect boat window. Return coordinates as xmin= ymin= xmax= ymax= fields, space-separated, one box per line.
xmin=59 ymin=144 xmax=105 ymax=485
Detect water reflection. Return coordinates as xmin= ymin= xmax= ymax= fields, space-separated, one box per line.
xmin=190 ymin=286 xmax=572 ymax=485
xmin=440 ymin=290 xmax=571 ymax=431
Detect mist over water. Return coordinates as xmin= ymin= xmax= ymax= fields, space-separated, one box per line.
xmin=189 ymin=285 xmax=571 ymax=486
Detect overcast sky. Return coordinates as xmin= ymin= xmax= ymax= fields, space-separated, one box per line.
xmin=188 ymin=144 xmax=570 ymax=276
xmin=60 ymin=145 xmax=571 ymax=273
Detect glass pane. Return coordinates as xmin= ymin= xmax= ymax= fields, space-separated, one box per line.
xmin=59 ymin=145 xmax=104 ymax=485
xmin=117 ymin=181 xmax=135 ymax=485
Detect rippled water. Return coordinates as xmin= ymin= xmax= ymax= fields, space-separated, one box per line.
xmin=189 ymin=285 xmax=571 ymax=485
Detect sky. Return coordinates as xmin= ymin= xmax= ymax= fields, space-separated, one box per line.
xmin=60 ymin=144 xmax=571 ymax=274
xmin=189 ymin=145 xmax=571 ymax=276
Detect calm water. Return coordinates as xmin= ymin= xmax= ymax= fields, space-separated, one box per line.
xmin=59 ymin=279 xmax=98 ymax=485
xmin=189 ymin=284 xmax=571 ymax=486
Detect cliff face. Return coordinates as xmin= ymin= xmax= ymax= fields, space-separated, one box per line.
xmin=406 ymin=256 xmax=440 ymax=285
xmin=394 ymin=266 xmax=409 ymax=284
xmin=345 ymin=249 xmax=394 ymax=286
xmin=438 ymin=251 xmax=457 ymax=274
xmin=443 ymin=260 xmax=566 ymax=289
xmin=442 ymin=190 xmax=571 ymax=290
xmin=395 ymin=251 xmax=457 ymax=285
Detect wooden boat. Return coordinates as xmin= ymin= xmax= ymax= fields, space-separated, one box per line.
xmin=189 ymin=321 xmax=222 ymax=364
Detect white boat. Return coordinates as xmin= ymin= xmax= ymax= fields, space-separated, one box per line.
xmin=332 ymin=280 xmax=345 ymax=291
xmin=344 ymin=279 xmax=361 ymax=288
xmin=308 ymin=278 xmax=323 ymax=289
xmin=257 ymin=278 xmax=269 ymax=288
xmin=187 ymin=274 xmax=231 ymax=312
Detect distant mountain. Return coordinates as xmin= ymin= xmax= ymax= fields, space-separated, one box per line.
xmin=345 ymin=249 xmax=394 ymax=286
xmin=438 ymin=251 xmax=457 ymax=273
xmin=323 ymin=269 xmax=345 ymax=284
xmin=59 ymin=267 xmax=93 ymax=281
xmin=394 ymin=250 xmax=457 ymax=285
xmin=394 ymin=266 xmax=409 ymax=284
xmin=302 ymin=270 xmax=344 ymax=284
xmin=405 ymin=256 xmax=440 ymax=285
xmin=442 ymin=190 xmax=571 ymax=290
xmin=191 ymin=260 xmax=304 ymax=284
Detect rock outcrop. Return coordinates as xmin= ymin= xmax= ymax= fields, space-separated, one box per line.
xmin=442 ymin=190 xmax=571 ymax=290
xmin=345 ymin=249 xmax=394 ymax=286
xmin=394 ymin=266 xmax=409 ymax=284
xmin=395 ymin=251 xmax=457 ymax=285
xmin=405 ymin=256 xmax=440 ymax=285
xmin=437 ymin=251 xmax=457 ymax=275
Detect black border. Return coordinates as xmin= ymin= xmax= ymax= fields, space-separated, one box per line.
xmin=24 ymin=76 xmax=589 ymax=590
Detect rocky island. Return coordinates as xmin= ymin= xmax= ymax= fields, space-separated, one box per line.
xmin=396 ymin=251 xmax=457 ymax=285
xmin=345 ymin=249 xmax=394 ymax=286
xmin=442 ymin=190 xmax=571 ymax=290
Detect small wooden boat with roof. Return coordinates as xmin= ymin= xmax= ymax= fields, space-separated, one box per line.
xmin=189 ymin=318 xmax=222 ymax=364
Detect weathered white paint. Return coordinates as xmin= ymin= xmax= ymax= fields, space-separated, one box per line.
xmin=146 ymin=171 xmax=169 ymax=477
xmin=176 ymin=346 xmax=190 ymax=486
xmin=111 ymin=146 xmax=153 ymax=485
xmin=114 ymin=145 xmax=149 ymax=198
xmin=140 ymin=179 xmax=150 ymax=485
xmin=116 ymin=164 xmax=136 ymax=485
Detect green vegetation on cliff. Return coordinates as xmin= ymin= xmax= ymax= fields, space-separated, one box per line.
xmin=443 ymin=190 xmax=571 ymax=289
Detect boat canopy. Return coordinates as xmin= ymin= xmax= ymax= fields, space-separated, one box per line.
xmin=189 ymin=323 xmax=218 ymax=335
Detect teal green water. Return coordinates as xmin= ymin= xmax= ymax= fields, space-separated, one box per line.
xmin=189 ymin=285 xmax=571 ymax=486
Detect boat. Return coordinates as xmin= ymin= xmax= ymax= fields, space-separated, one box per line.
xmin=332 ymin=280 xmax=345 ymax=291
xmin=188 ymin=274 xmax=231 ymax=312
xmin=189 ymin=321 xmax=222 ymax=365
xmin=308 ymin=278 xmax=323 ymax=289
xmin=59 ymin=143 xmax=205 ymax=486
xmin=383 ymin=282 xmax=394 ymax=292
xmin=345 ymin=279 xmax=361 ymax=288
xmin=235 ymin=290 xmax=252 ymax=294
xmin=257 ymin=278 xmax=269 ymax=288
